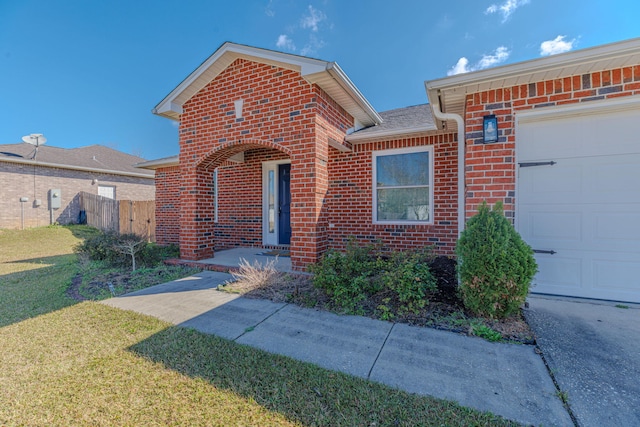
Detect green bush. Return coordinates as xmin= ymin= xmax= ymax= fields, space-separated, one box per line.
xmin=309 ymin=240 xmax=385 ymax=314
xmin=382 ymin=251 xmax=437 ymax=315
xmin=310 ymin=240 xmax=437 ymax=317
xmin=74 ymin=230 xmax=122 ymax=265
xmin=74 ymin=230 xmax=178 ymax=269
xmin=456 ymin=201 xmax=537 ymax=319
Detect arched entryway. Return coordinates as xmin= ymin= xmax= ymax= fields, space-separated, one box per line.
xmin=179 ymin=138 xmax=326 ymax=268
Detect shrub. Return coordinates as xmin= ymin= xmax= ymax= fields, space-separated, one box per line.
xmin=456 ymin=201 xmax=537 ymax=319
xmin=74 ymin=230 xmax=122 ymax=265
xmin=309 ymin=240 xmax=385 ymax=314
xmin=74 ymin=230 xmax=178 ymax=269
xmin=382 ymin=251 xmax=437 ymax=315
xmin=310 ymin=240 xmax=437 ymax=317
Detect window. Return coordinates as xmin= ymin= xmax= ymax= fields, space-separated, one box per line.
xmin=213 ymin=168 xmax=218 ymax=222
xmin=372 ymin=146 xmax=433 ymax=223
xmin=98 ymin=185 xmax=115 ymax=199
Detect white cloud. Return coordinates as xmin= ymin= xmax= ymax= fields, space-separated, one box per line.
xmin=276 ymin=34 xmax=295 ymax=51
xmin=300 ymin=5 xmax=326 ymax=32
xmin=540 ymin=35 xmax=575 ymax=56
xmin=265 ymin=0 xmax=275 ymax=17
xmin=275 ymin=5 xmax=329 ymax=55
xmin=448 ymin=57 xmax=470 ymax=76
xmin=477 ymin=46 xmax=510 ymax=68
xmin=448 ymin=46 xmax=510 ymax=75
xmin=485 ymin=0 xmax=530 ymax=23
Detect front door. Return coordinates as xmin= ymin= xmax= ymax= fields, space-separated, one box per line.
xmin=278 ymin=163 xmax=291 ymax=245
xmin=262 ymin=161 xmax=291 ymax=246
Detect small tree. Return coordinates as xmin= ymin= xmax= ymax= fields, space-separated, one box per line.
xmin=113 ymin=233 xmax=147 ymax=271
xmin=456 ymin=201 xmax=537 ymax=318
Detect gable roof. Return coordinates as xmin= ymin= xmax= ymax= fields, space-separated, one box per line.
xmin=425 ymin=37 xmax=640 ymax=125
xmin=346 ymin=104 xmax=437 ymax=142
xmin=153 ymin=42 xmax=382 ymax=130
xmin=0 ymin=144 xmax=155 ymax=178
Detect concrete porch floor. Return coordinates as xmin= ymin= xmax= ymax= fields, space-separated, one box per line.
xmin=189 ymin=247 xmax=293 ymax=273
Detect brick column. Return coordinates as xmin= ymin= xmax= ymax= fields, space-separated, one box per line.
xmin=179 ymin=164 xmax=216 ymax=260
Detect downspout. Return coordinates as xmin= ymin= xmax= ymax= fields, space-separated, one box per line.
xmin=428 ymin=89 xmax=466 ymax=236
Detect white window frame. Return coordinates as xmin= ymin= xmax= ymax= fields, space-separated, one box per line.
xmin=98 ymin=185 xmax=116 ymax=200
xmin=372 ymin=145 xmax=434 ymax=225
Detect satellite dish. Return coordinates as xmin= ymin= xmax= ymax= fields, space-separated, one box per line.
xmin=22 ymin=133 xmax=47 ymax=146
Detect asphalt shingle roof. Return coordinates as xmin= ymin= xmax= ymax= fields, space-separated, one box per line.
xmin=349 ymin=104 xmax=436 ymax=138
xmin=0 ymin=144 xmax=154 ymax=177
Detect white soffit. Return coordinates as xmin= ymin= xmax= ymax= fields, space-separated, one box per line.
xmin=425 ymin=37 xmax=640 ymax=117
xmin=153 ymin=42 xmax=382 ymax=127
xmin=135 ymin=155 xmax=179 ymax=170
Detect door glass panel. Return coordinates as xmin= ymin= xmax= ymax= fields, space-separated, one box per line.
xmin=268 ymin=170 xmax=275 ymax=233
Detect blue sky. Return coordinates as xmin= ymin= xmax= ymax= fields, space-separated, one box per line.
xmin=1 ymin=0 xmax=638 ymax=160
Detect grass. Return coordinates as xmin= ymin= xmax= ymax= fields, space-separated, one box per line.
xmin=0 ymin=225 xmax=520 ymax=426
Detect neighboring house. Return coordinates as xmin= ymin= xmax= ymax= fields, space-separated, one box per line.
xmin=142 ymin=38 xmax=640 ymax=303
xmin=0 ymin=144 xmax=155 ymax=229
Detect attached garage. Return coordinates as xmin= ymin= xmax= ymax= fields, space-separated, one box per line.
xmin=516 ymin=97 xmax=640 ymax=303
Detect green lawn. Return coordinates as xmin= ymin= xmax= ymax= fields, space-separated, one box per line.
xmin=0 ymin=226 xmax=519 ymax=426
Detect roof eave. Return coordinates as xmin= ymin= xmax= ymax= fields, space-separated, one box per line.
xmin=135 ymin=155 xmax=179 ymax=170
xmin=425 ymin=37 xmax=640 ymax=114
xmin=152 ymin=42 xmax=382 ymax=127
xmin=345 ymin=124 xmax=439 ymax=143
xmin=0 ymin=156 xmax=155 ymax=178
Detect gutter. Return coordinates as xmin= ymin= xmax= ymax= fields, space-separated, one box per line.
xmin=425 ymin=85 xmax=466 ymax=236
xmin=0 ymin=157 xmax=155 ymax=179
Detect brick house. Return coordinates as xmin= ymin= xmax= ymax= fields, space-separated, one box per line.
xmin=144 ymin=38 xmax=640 ymax=303
xmin=0 ymin=144 xmax=155 ymax=229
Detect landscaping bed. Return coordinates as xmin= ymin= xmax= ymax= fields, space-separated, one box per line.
xmin=221 ymin=254 xmax=535 ymax=344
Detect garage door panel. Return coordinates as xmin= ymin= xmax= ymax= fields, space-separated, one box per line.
xmin=520 ymin=204 xmax=640 ymax=252
xmin=592 ymin=157 xmax=640 ymax=194
xmin=594 ymin=258 xmax=640 ymax=294
xmin=516 ymin=102 xmax=640 ymax=302
xmin=532 ymin=255 xmax=582 ymax=289
xmin=523 ymin=210 xmax=582 ymax=241
xmin=594 ymin=210 xmax=640 ymax=244
xmin=519 ymin=163 xmax=582 ymax=204
xmin=520 ymin=155 xmax=640 ymax=205
xmin=519 ymin=108 xmax=640 ymax=160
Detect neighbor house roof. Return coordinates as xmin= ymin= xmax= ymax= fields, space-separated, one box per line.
xmin=425 ymin=37 xmax=640 ymax=126
xmin=0 ymin=144 xmax=155 ymax=178
xmin=153 ymin=42 xmax=382 ymax=130
xmin=346 ymin=104 xmax=438 ymax=142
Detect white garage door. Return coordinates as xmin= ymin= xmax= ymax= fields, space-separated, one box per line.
xmin=516 ymin=98 xmax=640 ymax=303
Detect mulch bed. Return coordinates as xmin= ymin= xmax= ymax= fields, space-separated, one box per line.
xmin=234 ymin=256 xmax=535 ymax=344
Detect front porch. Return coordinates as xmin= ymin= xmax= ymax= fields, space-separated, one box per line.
xmin=167 ymin=247 xmax=294 ymax=273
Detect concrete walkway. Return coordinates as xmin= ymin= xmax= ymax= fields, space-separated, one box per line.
xmin=102 ymin=270 xmax=573 ymax=426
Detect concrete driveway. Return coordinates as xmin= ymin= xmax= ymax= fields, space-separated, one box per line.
xmin=525 ymin=296 xmax=640 ymax=427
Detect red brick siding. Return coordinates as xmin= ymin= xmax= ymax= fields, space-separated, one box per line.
xmin=154 ymin=165 xmax=180 ymax=245
xmin=215 ymin=148 xmax=288 ymax=249
xmin=173 ymin=58 xmax=353 ymax=268
xmin=465 ymin=65 xmax=640 ymax=220
xmin=0 ymin=161 xmax=154 ymax=229
xmin=325 ymin=133 xmax=459 ymax=255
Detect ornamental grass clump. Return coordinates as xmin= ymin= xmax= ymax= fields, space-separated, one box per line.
xmin=456 ymin=201 xmax=537 ymax=319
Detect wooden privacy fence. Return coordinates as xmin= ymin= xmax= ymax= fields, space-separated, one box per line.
xmin=79 ymin=192 xmax=156 ymax=242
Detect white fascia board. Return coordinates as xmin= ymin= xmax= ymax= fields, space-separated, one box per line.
xmin=0 ymin=157 xmax=155 ymax=178
xmin=325 ymin=63 xmax=383 ymax=126
xmin=345 ymin=124 xmax=438 ymax=143
xmin=426 ymin=37 xmax=640 ymax=94
xmin=153 ymin=42 xmax=329 ymax=119
xmin=135 ymin=155 xmax=179 ymax=170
